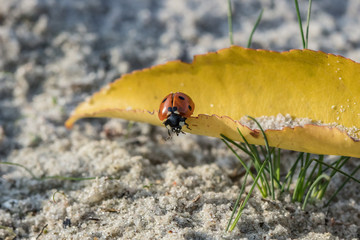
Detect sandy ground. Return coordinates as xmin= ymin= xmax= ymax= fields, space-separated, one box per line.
xmin=1 ymin=0 xmax=360 ymax=239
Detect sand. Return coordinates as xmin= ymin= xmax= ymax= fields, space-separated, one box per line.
xmin=1 ymin=0 xmax=359 ymax=239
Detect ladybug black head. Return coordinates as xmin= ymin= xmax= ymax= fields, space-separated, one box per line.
xmin=163 ymin=112 xmax=190 ymax=137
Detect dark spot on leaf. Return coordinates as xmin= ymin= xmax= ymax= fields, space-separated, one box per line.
xmin=250 ymin=131 xmax=260 ymax=138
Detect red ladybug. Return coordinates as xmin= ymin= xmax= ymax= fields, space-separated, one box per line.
xmin=158 ymin=92 xmax=195 ymax=136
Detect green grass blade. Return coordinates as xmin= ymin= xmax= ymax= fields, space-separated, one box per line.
xmin=294 ymin=0 xmax=306 ymax=48
xmin=303 ymin=155 xmax=322 ymax=191
xmin=0 ymin=161 xmax=117 ymax=181
xmin=221 ymin=138 xmax=251 ymax=174
xmin=302 ymin=174 xmax=330 ymax=210
xmin=316 ymin=156 xmax=350 ymax=199
xmin=42 ymin=176 xmax=97 ymax=181
xmin=311 ymin=158 xmax=360 ymax=184
xmin=283 ymin=152 xmax=304 ymax=192
xmin=292 ymin=154 xmax=312 ymax=202
xmin=247 ymin=9 xmax=264 ymax=48
xmin=292 ymin=167 xmax=305 ymax=202
xmin=220 ymin=133 xmax=251 ymax=155
xmin=227 ymin=0 xmax=234 ymax=45
xmin=221 ymin=137 xmax=266 ymax=197
xmin=226 ymin=169 xmax=250 ymax=231
xmin=246 ymin=116 xmax=275 ymax=199
xmin=329 ymin=157 xmax=350 ymax=178
xmin=317 ymin=155 xmax=323 ymax=178
xmin=299 ymin=154 xmax=313 ymax=200
xmin=303 ymin=161 xmax=319 ymax=190
xmin=221 ymin=138 xmax=256 ymax=180
xmin=236 ymin=129 xmax=258 ymax=160
xmin=235 ymin=129 xmax=267 ymax=192
xmin=229 ymin=155 xmax=269 ymax=231
xmin=274 ymin=148 xmax=281 ymax=182
xmin=236 ymin=128 xmax=269 ymax=197
xmin=324 ymin=163 xmax=360 ymax=207
xmin=1 ymin=161 xmax=38 ymax=179
xmin=52 ymin=190 xmax=67 ymax=203
xmin=305 ymin=0 xmax=313 ymax=48
xmin=321 ymin=156 xmax=349 ymax=173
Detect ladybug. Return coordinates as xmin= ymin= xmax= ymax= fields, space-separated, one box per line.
xmin=158 ymin=92 xmax=195 ymax=136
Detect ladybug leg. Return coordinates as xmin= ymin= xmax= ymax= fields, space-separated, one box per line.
xmin=165 ymin=130 xmax=172 ymax=141
xmin=167 ymin=128 xmax=172 ymax=138
xmin=163 ymin=119 xmax=173 ymax=139
xmin=182 ymin=117 xmax=191 ymax=130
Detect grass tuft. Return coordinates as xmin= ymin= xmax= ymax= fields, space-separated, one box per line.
xmin=222 ymin=116 xmax=277 ymax=231
xmin=221 ymin=116 xmax=360 ymax=231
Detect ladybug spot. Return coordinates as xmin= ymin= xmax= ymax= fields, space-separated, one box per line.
xmin=162 ymin=98 xmax=167 ymax=103
xmin=188 ymin=105 xmax=192 ymax=110
xmin=178 ymin=96 xmax=185 ymax=100
xmin=168 ymin=107 xmax=172 ymax=112
xmin=173 ymin=106 xmax=178 ymax=111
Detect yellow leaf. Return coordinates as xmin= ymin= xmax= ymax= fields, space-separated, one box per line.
xmin=65 ymin=46 xmax=360 ymax=157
